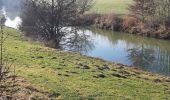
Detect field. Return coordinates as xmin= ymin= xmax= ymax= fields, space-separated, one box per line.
xmin=89 ymin=0 xmax=133 ymax=14
xmin=2 ymin=27 xmax=170 ymax=99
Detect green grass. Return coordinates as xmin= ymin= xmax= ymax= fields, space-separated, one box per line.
xmin=89 ymin=0 xmax=133 ymax=14
xmin=3 ymin=27 xmax=170 ymax=99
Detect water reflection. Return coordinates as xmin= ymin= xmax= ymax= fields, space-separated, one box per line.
xmin=128 ymin=47 xmax=155 ymax=67
xmin=88 ymin=28 xmax=170 ymax=76
xmin=64 ymin=37 xmax=94 ymax=54
xmin=61 ymin=27 xmax=95 ymax=54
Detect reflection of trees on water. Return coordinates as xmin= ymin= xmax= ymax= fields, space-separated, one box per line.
xmin=154 ymin=49 xmax=170 ymax=76
xmin=27 ymin=27 xmax=94 ymax=54
xmin=90 ymin=28 xmax=170 ymax=76
xmin=127 ymin=46 xmax=155 ymax=69
xmin=91 ymin=28 xmax=170 ymax=51
xmin=128 ymin=46 xmax=170 ymax=76
xmin=62 ymin=27 xmax=94 ymax=54
xmin=128 ymin=46 xmax=155 ymax=67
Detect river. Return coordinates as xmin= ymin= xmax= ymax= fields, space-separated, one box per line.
xmin=1 ymin=5 xmax=170 ymax=76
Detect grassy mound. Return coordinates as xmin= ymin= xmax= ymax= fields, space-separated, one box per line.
xmin=3 ymin=27 xmax=170 ymax=99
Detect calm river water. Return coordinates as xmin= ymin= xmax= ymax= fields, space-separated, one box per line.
xmin=1 ymin=6 xmax=170 ymax=76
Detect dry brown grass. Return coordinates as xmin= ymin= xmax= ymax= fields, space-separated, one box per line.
xmin=0 ymin=76 xmax=51 ymax=100
xmin=95 ymin=14 xmax=122 ymax=31
xmin=122 ymin=15 xmax=139 ymax=30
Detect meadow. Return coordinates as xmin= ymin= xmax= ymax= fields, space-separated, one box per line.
xmin=90 ymin=0 xmax=133 ymax=14
xmin=3 ymin=27 xmax=170 ymax=99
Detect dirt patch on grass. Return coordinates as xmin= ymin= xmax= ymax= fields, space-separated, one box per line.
xmin=0 ymin=76 xmax=54 ymax=100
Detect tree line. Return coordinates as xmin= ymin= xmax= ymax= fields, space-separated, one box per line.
xmin=129 ymin=0 xmax=170 ymax=27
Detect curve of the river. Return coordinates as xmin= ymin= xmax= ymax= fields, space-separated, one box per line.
xmin=1 ymin=5 xmax=170 ymax=76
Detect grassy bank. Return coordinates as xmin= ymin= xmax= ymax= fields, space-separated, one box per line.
xmin=3 ymin=27 xmax=170 ymax=99
xmin=87 ymin=0 xmax=170 ymax=40
xmin=89 ymin=0 xmax=133 ymax=14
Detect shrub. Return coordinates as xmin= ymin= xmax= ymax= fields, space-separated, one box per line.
xmin=94 ymin=14 xmax=122 ymax=31
xmin=122 ymin=15 xmax=139 ymax=31
xmin=72 ymin=14 xmax=100 ymax=26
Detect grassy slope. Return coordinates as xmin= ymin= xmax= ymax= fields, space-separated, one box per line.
xmin=90 ymin=0 xmax=133 ymax=14
xmin=4 ymin=27 xmax=170 ymax=99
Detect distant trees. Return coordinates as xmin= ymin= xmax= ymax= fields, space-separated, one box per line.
xmin=129 ymin=0 xmax=147 ymax=22
xmin=129 ymin=0 xmax=156 ymax=22
xmin=129 ymin=0 xmax=170 ymax=27
xmin=20 ymin=0 xmax=93 ymax=49
xmin=155 ymin=0 xmax=170 ymax=26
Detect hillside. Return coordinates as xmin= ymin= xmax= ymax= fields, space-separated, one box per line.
xmin=90 ymin=0 xmax=133 ymax=14
xmin=2 ymin=27 xmax=170 ymax=99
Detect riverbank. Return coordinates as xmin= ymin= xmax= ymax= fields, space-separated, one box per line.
xmin=77 ymin=14 xmax=170 ymax=40
xmin=3 ymin=27 xmax=170 ymax=99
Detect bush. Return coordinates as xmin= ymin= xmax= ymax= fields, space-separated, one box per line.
xmin=73 ymin=14 xmax=100 ymax=26
xmin=122 ymin=15 xmax=139 ymax=31
xmin=94 ymin=14 xmax=122 ymax=31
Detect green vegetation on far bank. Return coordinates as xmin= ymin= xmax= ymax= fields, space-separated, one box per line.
xmin=87 ymin=0 xmax=170 ymax=40
xmin=4 ymin=27 xmax=170 ymax=99
xmin=89 ymin=0 xmax=133 ymax=14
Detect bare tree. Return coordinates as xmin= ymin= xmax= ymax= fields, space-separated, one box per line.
xmin=129 ymin=0 xmax=157 ymax=22
xmin=129 ymin=0 xmax=170 ymax=27
xmin=20 ymin=0 xmax=93 ymax=49
xmin=129 ymin=0 xmax=148 ymax=22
